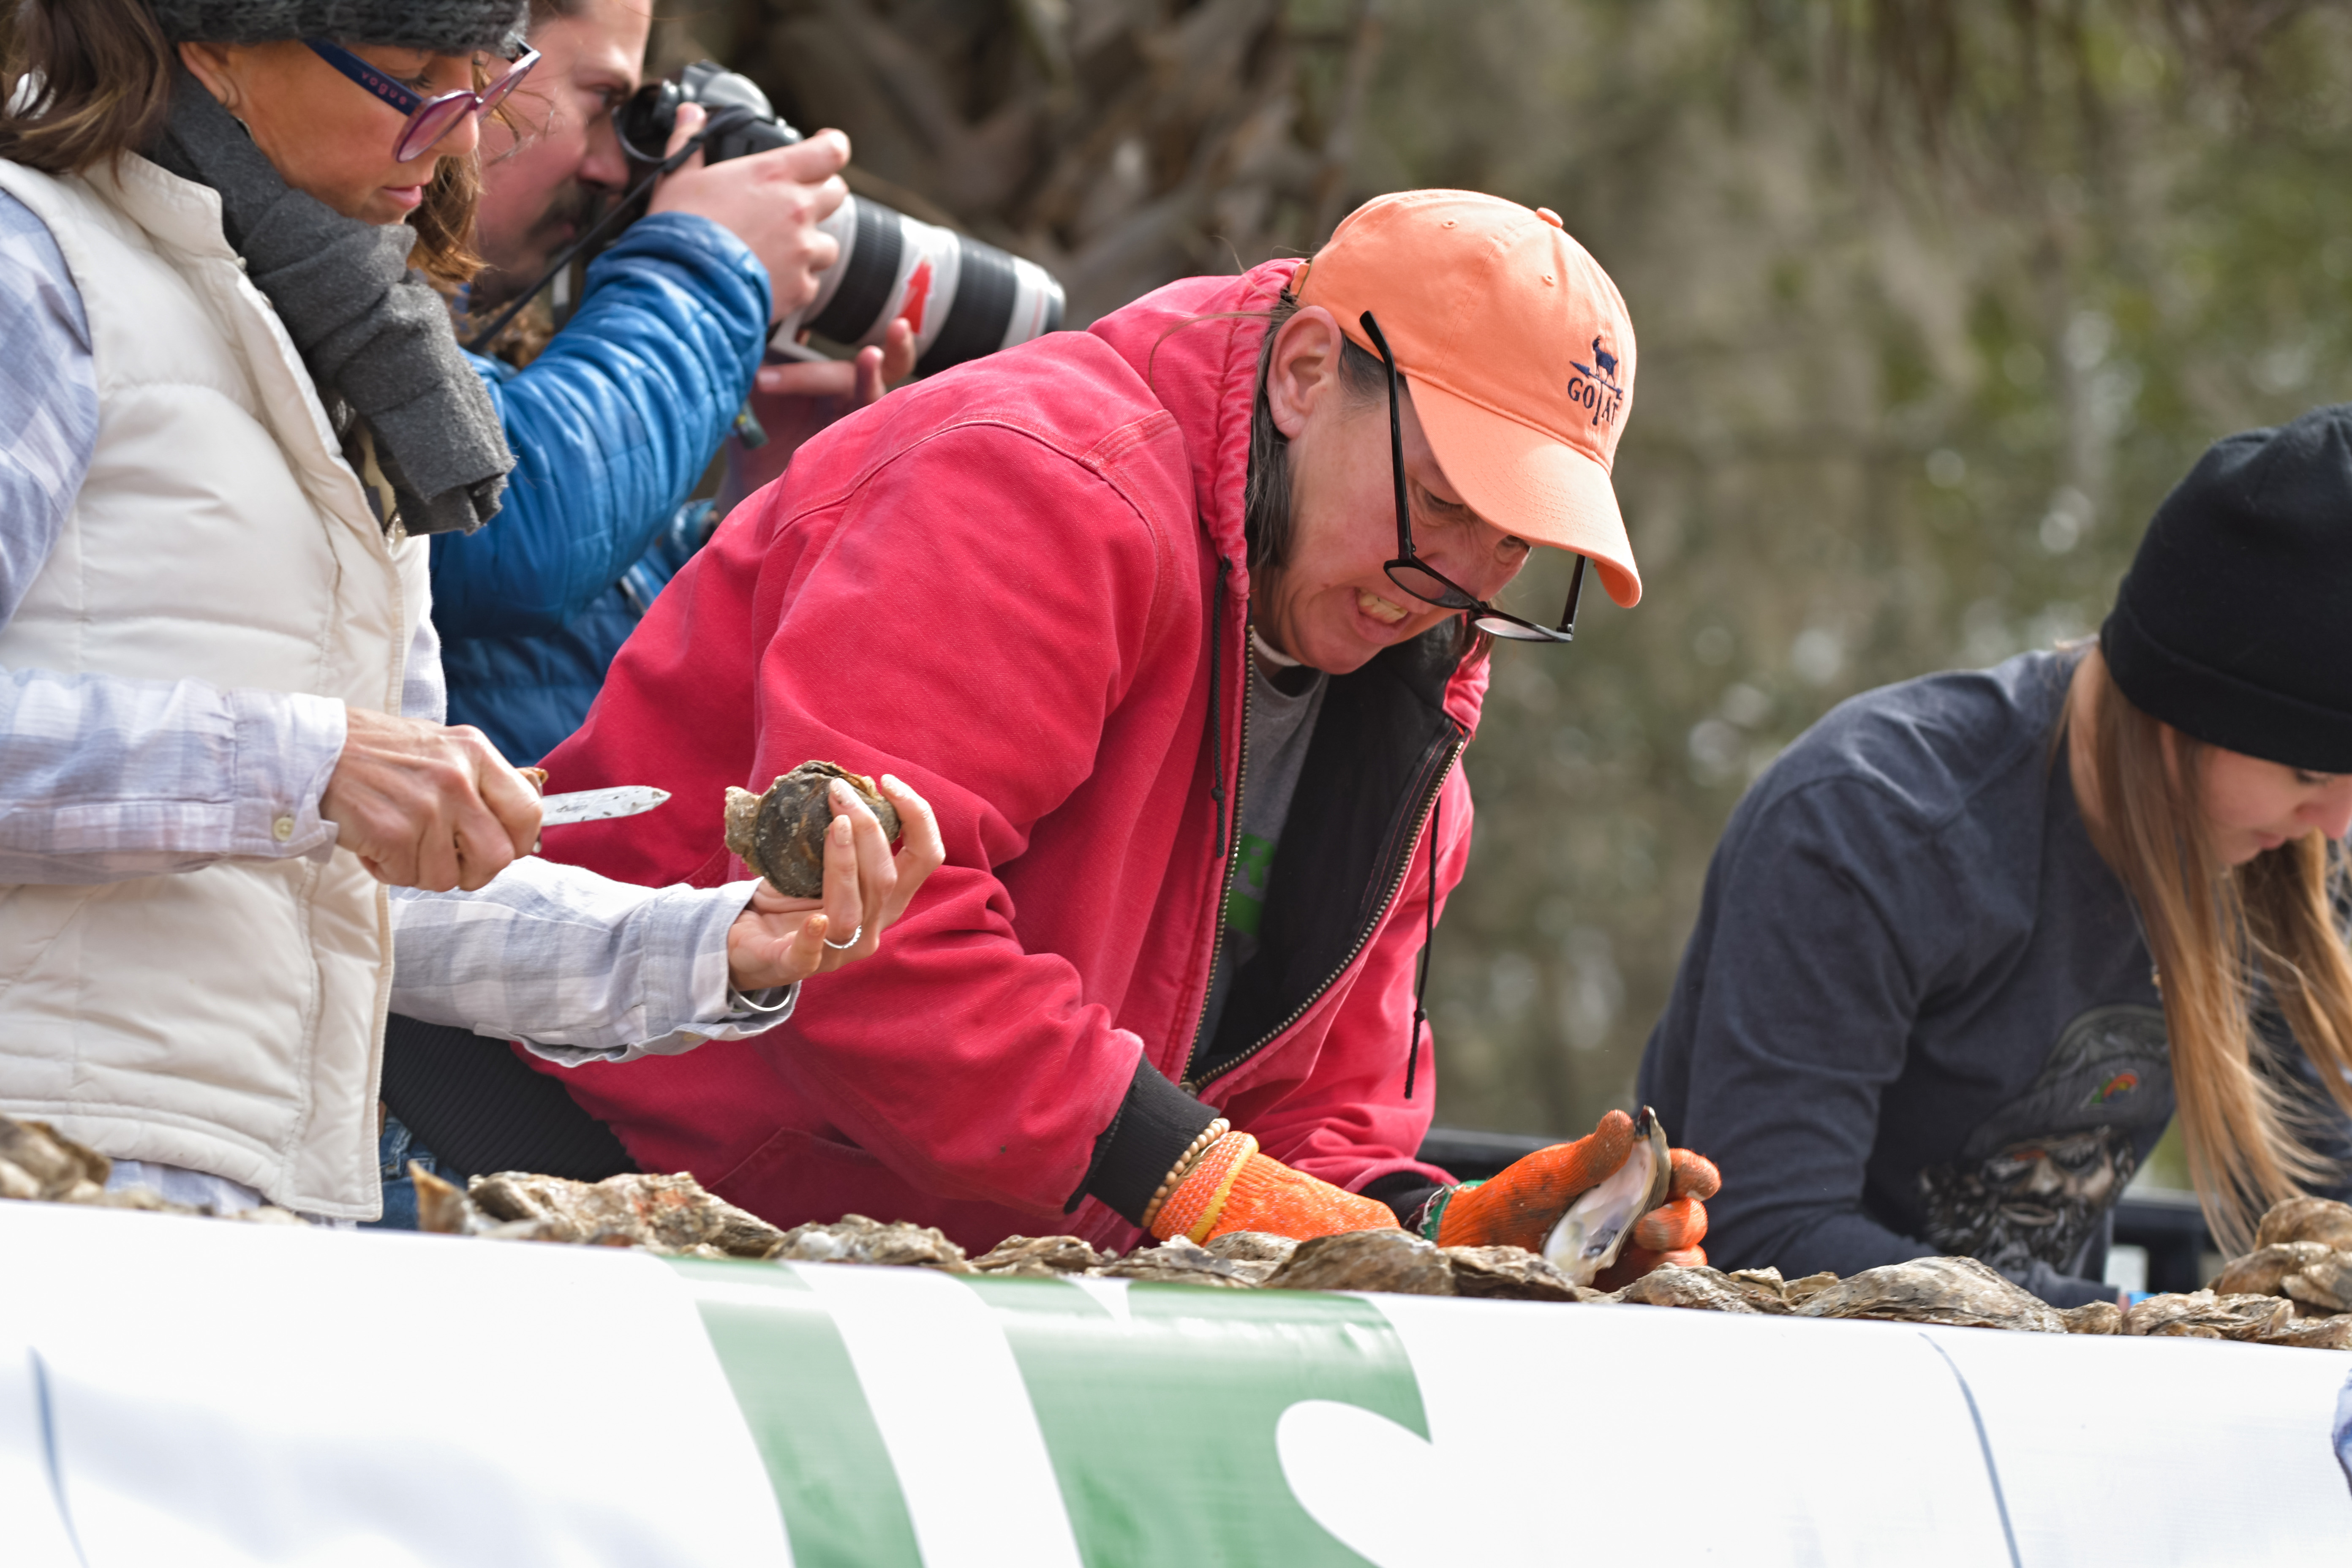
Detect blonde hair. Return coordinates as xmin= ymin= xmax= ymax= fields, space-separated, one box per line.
xmin=2077 ymin=646 xmax=2352 ymax=1251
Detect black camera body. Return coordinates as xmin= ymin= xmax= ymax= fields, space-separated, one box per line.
xmin=617 ymin=63 xmax=1065 ymax=376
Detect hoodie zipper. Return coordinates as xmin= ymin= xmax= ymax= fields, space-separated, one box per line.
xmin=1182 ymin=602 xmax=1253 ymax=1089
xmin=1183 ymin=720 xmax=1465 ymax=1095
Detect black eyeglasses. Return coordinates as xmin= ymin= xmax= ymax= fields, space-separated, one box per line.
xmin=305 ymin=38 xmax=542 ymax=164
xmin=1359 ymin=310 xmax=1584 ymax=644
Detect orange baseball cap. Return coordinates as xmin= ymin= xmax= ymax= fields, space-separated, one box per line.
xmin=1296 ymin=190 xmax=1642 ymax=607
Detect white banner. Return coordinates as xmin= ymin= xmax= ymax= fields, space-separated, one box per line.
xmin=2 ymin=1202 xmax=2346 ymax=1565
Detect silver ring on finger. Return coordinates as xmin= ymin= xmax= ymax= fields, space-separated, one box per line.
xmin=822 ymin=923 xmax=863 ymax=952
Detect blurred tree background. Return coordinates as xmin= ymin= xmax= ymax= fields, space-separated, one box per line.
xmin=662 ymin=0 xmax=2352 ymax=1145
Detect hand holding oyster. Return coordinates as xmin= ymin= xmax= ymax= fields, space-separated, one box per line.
xmin=1543 ymin=1107 xmax=1673 ymax=1286
xmin=719 ymin=763 xmax=944 ymax=992
xmin=725 ymin=761 xmax=903 ymax=898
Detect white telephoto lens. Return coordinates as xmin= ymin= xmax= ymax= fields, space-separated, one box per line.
xmin=776 ymin=197 xmax=1064 ymax=373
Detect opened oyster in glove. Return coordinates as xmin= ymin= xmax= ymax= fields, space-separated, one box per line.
xmin=1427 ymin=1106 xmax=1719 ymax=1288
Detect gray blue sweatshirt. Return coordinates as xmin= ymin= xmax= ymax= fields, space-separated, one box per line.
xmin=1639 ymin=649 xmax=2350 ymax=1309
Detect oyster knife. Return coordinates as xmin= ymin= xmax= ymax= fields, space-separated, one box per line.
xmin=539 ymin=786 xmax=670 ymax=827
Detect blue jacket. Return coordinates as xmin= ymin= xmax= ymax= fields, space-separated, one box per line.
xmin=433 ymin=213 xmax=769 ymax=764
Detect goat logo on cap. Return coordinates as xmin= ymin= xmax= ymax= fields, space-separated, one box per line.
xmin=1568 ymin=336 xmax=1625 ymax=431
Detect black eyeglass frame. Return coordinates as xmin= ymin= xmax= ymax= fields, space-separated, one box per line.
xmin=1358 ymin=310 xmax=1585 ymax=645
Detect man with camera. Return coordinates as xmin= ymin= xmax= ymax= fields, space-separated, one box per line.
xmin=428 ymin=0 xmax=912 ymax=768
xmin=366 ymin=0 xmax=918 ymax=1222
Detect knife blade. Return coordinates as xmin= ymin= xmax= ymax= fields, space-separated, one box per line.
xmin=538 ymin=786 xmax=670 ymax=827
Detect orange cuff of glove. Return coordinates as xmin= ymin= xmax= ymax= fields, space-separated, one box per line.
xmin=1147 ymin=1131 xmax=1399 ymax=1243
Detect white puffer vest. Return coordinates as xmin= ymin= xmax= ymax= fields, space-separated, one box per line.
xmin=0 ymin=155 xmax=429 ymax=1219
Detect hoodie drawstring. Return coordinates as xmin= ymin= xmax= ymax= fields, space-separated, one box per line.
xmin=1406 ymin=789 xmax=1440 ymax=1099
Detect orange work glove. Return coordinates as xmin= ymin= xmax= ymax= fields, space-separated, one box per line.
xmin=1592 ymin=1149 xmax=1721 ymax=1291
xmin=1147 ymin=1132 xmax=1399 ymax=1244
xmin=1434 ymin=1110 xmax=1635 ymax=1253
xmin=1430 ymin=1110 xmax=1719 ymax=1287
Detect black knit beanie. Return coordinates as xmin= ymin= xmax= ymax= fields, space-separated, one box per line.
xmin=2102 ymin=403 xmax=2352 ymax=773
xmin=150 ymin=1 xmax=526 ymax=52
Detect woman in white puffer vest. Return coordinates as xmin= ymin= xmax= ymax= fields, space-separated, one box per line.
xmin=0 ymin=0 xmax=941 ymax=1221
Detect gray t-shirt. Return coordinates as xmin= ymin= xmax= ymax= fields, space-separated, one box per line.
xmin=1196 ymin=652 xmax=1328 ymax=1053
xmin=1639 ymin=651 xmax=2171 ymax=1308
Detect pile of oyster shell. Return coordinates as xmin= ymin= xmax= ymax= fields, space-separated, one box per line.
xmin=5 ymin=1105 xmax=2347 ymax=1353
xmin=404 ymin=1165 xmax=1607 ymax=1296
xmin=1595 ymin=1196 xmax=2352 ymax=1348
xmin=355 ymin=1169 xmax=2278 ymax=1342
xmin=392 ymin=1170 xmax=2352 ymax=1348
xmin=2175 ymin=1196 xmax=2352 ymax=1348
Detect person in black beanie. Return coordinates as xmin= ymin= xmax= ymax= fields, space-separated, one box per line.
xmin=1636 ymin=406 xmax=2352 ymax=1308
xmin=2104 ymin=404 xmax=2352 ymax=773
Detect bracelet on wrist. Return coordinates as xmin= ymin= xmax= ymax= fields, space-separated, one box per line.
xmin=1137 ymin=1117 xmax=1230 ymax=1233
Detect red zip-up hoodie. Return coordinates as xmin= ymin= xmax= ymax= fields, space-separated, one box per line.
xmin=533 ymin=261 xmax=1484 ymax=1254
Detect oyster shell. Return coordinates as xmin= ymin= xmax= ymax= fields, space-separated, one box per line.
xmin=2281 ymin=1252 xmax=2352 ymax=1314
xmin=1542 ymin=1105 xmax=1672 ymax=1286
xmin=411 ymin=1165 xmax=483 ymax=1235
xmin=969 ymin=1235 xmax=1108 ymax=1276
xmin=1612 ymin=1263 xmax=1787 ymax=1314
xmin=410 ymin=1165 xmax=542 ymax=1240
xmin=2123 ymin=1288 xmax=2294 ymax=1341
xmin=2259 ymin=1313 xmax=2352 ymax=1350
xmin=1783 ymin=1271 xmax=1840 ymax=1307
xmin=724 ymin=762 xmax=901 ymax=899
xmin=773 ymin=1213 xmax=969 ymax=1270
xmin=1263 ymin=1229 xmax=1456 ymax=1296
xmin=1442 ymin=1244 xmax=1588 ymax=1303
xmin=468 ymin=1171 xmax=790 ymax=1258
xmin=1793 ymin=1256 xmax=2067 ymax=1332
xmin=1096 ymin=1235 xmax=1263 ymax=1287
xmin=2058 ymin=1301 xmax=2124 ymax=1335
xmin=0 ymin=1113 xmax=109 ymax=1200
xmin=2254 ymin=1195 xmax=2352 ymax=1252
xmin=2212 ymin=1241 xmax=2337 ymax=1298
xmin=1205 ymin=1231 xmax=1299 ymax=1270
xmin=1724 ymin=1267 xmax=1801 ymax=1308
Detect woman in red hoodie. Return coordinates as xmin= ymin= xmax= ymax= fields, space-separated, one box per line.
xmin=509 ymin=190 xmax=1715 ymax=1270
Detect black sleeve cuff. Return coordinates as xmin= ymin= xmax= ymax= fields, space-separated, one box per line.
xmin=1361 ymin=1172 xmax=1444 ymax=1228
xmin=1067 ymin=1057 xmax=1221 ymax=1223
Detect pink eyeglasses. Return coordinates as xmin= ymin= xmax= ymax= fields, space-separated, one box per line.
xmin=305 ymin=38 xmax=541 ymax=164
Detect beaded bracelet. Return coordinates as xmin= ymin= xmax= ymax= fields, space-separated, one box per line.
xmin=1138 ymin=1117 xmax=1230 ymax=1234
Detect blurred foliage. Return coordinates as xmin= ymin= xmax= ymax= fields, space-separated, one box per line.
xmin=667 ymin=0 xmax=1383 ymax=320
xmin=667 ymin=0 xmax=2352 ymax=1141
xmin=1375 ymin=0 xmax=2352 ymax=1140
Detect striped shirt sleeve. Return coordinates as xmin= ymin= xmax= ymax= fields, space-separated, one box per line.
xmin=0 ymin=188 xmax=95 ymax=623
xmin=387 ymin=862 xmax=796 ymax=1063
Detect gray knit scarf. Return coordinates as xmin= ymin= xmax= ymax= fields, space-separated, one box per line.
xmin=144 ymin=68 xmax=509 ymax=535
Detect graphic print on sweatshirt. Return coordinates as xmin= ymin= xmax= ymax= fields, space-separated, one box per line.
xmin=1917 ymin=1002 xmax=2172 ymax=1278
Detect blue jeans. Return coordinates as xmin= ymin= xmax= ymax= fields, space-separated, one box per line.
xmin=364 ymin=1113 xmax=466 ymax=1230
